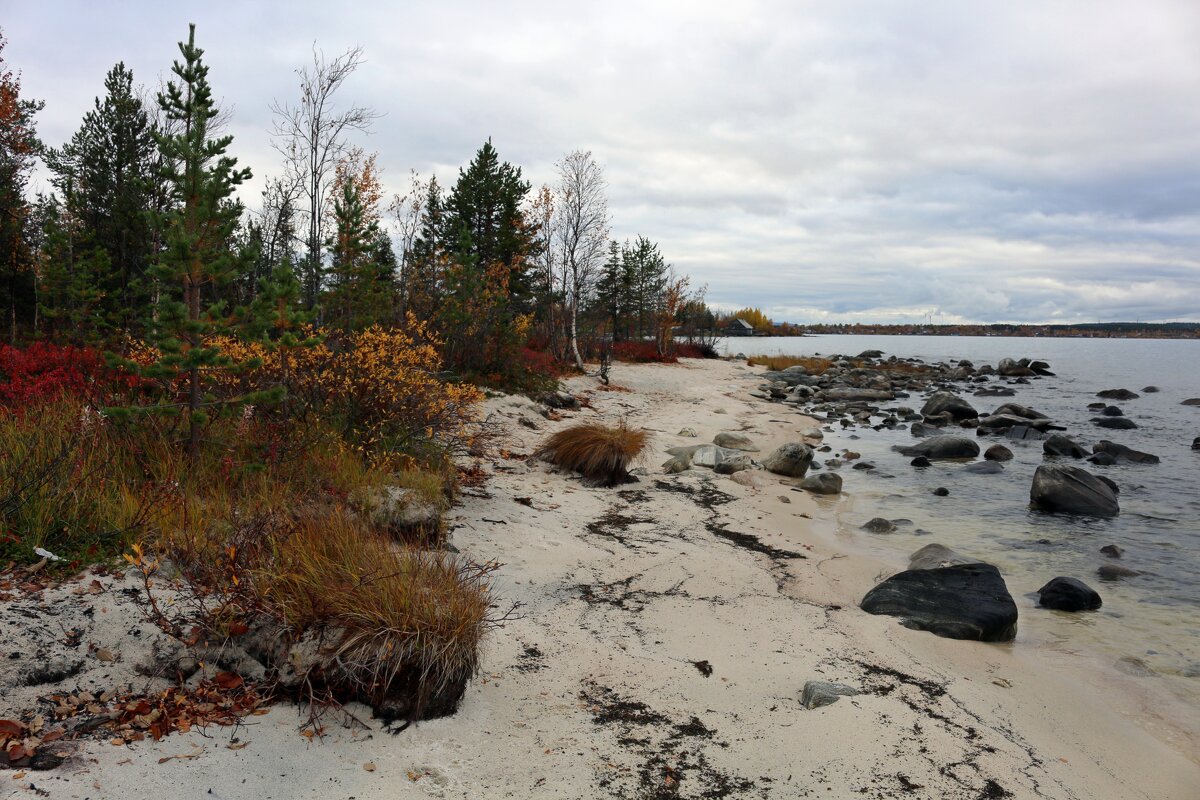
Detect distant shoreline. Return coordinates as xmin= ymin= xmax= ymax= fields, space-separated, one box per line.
xmin=723 ymin=326 xmax=1200 ymax=340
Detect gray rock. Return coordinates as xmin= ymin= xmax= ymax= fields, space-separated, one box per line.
xmin=677 ymin=427 xmax=698 ymax=437
xmin=662 ymin=456 xmax=690 ymax=474
xmin=898 ymin=435 xmax=980 ymax=460
xmin=1100 ymin=405 xmax=1124 ymax=417
xmin=800 ymin=680 xmax=860 ymax=709
xmin=713 ymin=432 xmax=759 ymax=452
xmin=861 ymin=517 xmax=897 ymax=533
xmin=1100 ymin=544 xmax=1124 ymax=559
xmin=800 ymin=473 xmax=843 ymax=494
xmin=714 ymin=454 xmax=754 ymax=475
xmin=1181 ymin=398 xmax=1200 ymax=406
xmin=963 ymin=461 xmax=1004 ymax=474
xmin=762 ymin=442 xmax=815 ymax=478
xmin=1030 ymin=464 xmax=1120 ymax=517
xmin=1141 ymin=386 xmax=1160 ymax=393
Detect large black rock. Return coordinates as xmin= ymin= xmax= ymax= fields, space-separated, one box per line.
xmin=1091 ymin=440 xmax=1159 ymax=465
xmin=1030 ymin=464 xmax=1120 ymax=517
xmin=1043 ymin=433 xmax=1087 ymax=459
xmin=921 ymin=392 xmax=978 ymax=422
xmin=1037 ymin=577 xmax=1102 ymax=611
xmin=860 ymin=563 xmax=1018 ymax=642
xmin=897 ymin=435 xmax=980 ymax=460
xmin=1092 ymin=416 xmax=1138 ymax=430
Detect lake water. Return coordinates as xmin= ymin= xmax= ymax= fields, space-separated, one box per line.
xmin=719 ymin=334 xmax=1200 ymax=727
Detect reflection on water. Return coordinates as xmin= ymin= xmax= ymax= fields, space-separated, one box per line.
xmin=727 ymin=334 xmax=1200 ymax=722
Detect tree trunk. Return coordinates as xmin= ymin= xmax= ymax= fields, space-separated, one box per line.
xmin=569 ymin=300 xmax=584 ymax=371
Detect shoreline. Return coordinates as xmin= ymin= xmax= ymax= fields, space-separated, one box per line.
xmin=10 ymin=358 xmax=1198 ymax=799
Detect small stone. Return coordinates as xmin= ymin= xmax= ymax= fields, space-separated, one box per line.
xmin=800 ymin=680 xmax=860 ymax=709
xmin=1036 ymin=577 xmax=1102 ymax=611
xmin=1097 ymin=564 xmax=1141 ymax=581
xmin=1100 ymin=544 xmax=1124 ymax=559
xmin=910 ymin=456 xmax=932 ymax=467
xmin=677 ymin=427 xmax=698 ymax=437
xmin=932 ymin=487 xmax=949 ymax=496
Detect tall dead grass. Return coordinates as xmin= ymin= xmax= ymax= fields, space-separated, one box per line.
xmin=745 ymin=355 xmax=836 ymax=374
xmin=536 ymin=422 xmax=648 ymax=486
xmin=255 ymin=512 xmax=495 ymax=719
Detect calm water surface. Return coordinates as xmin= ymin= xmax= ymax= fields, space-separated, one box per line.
xmin=720 ymin=335 xmax=1200 ymax=713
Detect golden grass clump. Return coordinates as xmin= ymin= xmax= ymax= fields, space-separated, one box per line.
xmin=745 ymin=355 xmax=836 ymax=374
xmin=255 ymin=512 xmax=494 ymax=719
xmin=536 ymin=422 xmax=648 ymax=486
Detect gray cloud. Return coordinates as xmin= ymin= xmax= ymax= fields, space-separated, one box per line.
xmin=7 ymin=0 xmax=1200 ymax=323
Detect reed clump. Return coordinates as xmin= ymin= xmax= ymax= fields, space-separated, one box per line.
xmin=536 ymin=422 xmax=648 ymax=486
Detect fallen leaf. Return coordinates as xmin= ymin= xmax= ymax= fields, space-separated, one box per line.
xmin=363 ymin=761 xmax=376 ymax=772
xmin=88 ymin=580 xmax=103 ymax=595
xmin=407 ymin=771 xmax=421 ymax=782
xmin=110 ymin=738 xmax=125 ymax=747
xmin=96 ymin=648 xmax=115 ymax=663
xmin=11 ymin=771 xmax=25 ymax=779
xmin=157 ymin=746 xmax=204 ymax=764
xmin=226 ymin=742 xmax=249 ymax=751
xmin=214 ymin=672 xmax=243 ymax=690
xmin=0 ymin=720 xmax=24 ymax=738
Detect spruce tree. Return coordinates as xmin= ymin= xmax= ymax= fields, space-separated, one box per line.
xmin=111 ymin=24 xmax=275 ymax=462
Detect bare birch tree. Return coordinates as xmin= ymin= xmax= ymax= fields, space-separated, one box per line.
xmin=270 ymin=45 xmax=379 ymax=310
xmin=553 ymin=151 xmax=608 ymax=370
xmin=387 ymin=169 xmax=429 ymax=316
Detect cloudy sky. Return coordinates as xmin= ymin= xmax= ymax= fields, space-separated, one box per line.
xmin=7 ymin=1 xmax=1200 ymax=324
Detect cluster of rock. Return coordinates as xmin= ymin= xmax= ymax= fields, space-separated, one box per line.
xmin=740 ymin=351 xmax=1187 ymax=644
xmin=662 ymin=425 xmax=844 ymax=495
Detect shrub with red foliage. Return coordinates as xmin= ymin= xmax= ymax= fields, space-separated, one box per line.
xmin=611 ymin=341 xmax=677 ymax=364
xmin=520 ymin=347 xmax=565 ymax=379
xmin=0 ymin=342 xmax=109 ymax=408
xmin=674 ymin=342 xmax=719 ymax=359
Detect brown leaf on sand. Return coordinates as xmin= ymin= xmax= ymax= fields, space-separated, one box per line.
xmin=363 ymin=761 xmax=376 ymax=772
xmin=214 ymin=672 xmax=244 ymax=690
xmin=158 ymin=746 xmax=204 ymax=764
xmin=0 ymin=720 xmax=25 ymax=738
xmin=226 ymin=741 xmax=249 ymax=751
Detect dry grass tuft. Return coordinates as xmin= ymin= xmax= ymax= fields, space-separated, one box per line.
xmin=746 ymin=355 xmax=836 ymax=374
xmin=256 ymin=512 xmax=495 ymax=719
xmin=536 ymin=422 xmax=648 ymax=486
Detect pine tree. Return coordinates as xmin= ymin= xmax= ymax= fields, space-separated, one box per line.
xmin=325 ymin=179 xmax=382 ymax=330
xmin=43 ymin=62 xmax=157 ymax=336
xmin=110 ymin=24 xmax=275 ymax=462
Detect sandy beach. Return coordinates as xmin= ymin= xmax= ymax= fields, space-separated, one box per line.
xmin=6 ymin=358 xmax=1198 ymax=800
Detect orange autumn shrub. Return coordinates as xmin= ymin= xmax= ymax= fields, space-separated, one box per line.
xmin=212 ymin=318 xmax=483 ymax=459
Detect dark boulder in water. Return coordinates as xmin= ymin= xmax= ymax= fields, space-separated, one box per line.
xmin=1181 ymin=398 xmax=1200 ymax=406
xmin=861 ymin=517 xmax=897 ymax=533
xmin=1192 ymin=436 xmax=1200 ymax=450
xmin=1097 ymin=388 xmax=1139 ymax=400
xmin=1091 ymin=440 xmax=1159 ymax=465
xmin=993 ymin=402 xmax=1048 ymax=420
xmin=860 ymin=563 xmax=1018 ymax=642
xmin=1142 ymin=386 xmax=1160 ymax=393
xmin=932 ymin=486 xmax=950 ymax=496
xmin=1030 ymin=464 xmax=1120 ymax=517
xmin=1037 ymin=577 xmax=1102 ymax=611
xmin=800 ymin=472 xmax=842 ymax=495
xmin=1097 ymin=564 xmax=1141 ymax=581
xmin=1092 ymin=416 xmax=1137 ymax=430
xmin=984 ymin=444 xmax=1013 ymax=462
xmin=1005 ymin=425 xmax=1048 ymax=441
xmin=1043 ymin=434 xmax=1087 ymax=459
xmin=1100 ymin=405 xmax=1124 ymax=417
xmin=1100 ymin=544 xmax=1124 ymax=559
xmin=921 ymin=392 xmax=978 ymax=422
xmin=963 ymin=461 xmax=1004 ymax=474
xmin=910 ymin=456 xmax=932 ymax=467
xmin=897 ymin=435 xmax=980 ymax=460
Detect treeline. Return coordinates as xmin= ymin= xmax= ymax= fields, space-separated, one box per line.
xmin=804 ymin=323 xmax=1200 ymax=339
xmin=0 ymin=27 xmax=718 ymax=390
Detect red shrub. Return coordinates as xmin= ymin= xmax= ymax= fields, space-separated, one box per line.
xmin=0 ymin=342 xmax=107 ymax=408
xmin=520 ymin=347 xmax=565 ymax=378
xmin=611 ymin=341 xmax=677 ymax=363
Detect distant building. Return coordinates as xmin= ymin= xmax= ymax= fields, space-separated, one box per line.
xmin=724 ymin=318 xmax=755 ymax=336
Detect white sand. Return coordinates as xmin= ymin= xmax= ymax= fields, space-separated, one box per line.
xmin=6 ymin=359 xmax=1197 ymax=799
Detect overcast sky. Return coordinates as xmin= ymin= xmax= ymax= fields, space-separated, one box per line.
xmin=7 ymin=1 xmax=1200 ymax=324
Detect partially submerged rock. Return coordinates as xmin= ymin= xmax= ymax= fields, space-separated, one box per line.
xmin=1043 ymin=433 xmax=1087 ymax=459
xmin=1091 ymin=440 xmax=1159 ymax=465
xmin=984 ymin=444 xmax=1013 ymax=462
xmin=908 ymin=543 xmax=972 ymax=570
xmin=921 ymin=392 xmax=978 ymax=422
xmin=1030 ymin=464 xmax=1119 ymax=517
xmin=860 ymin=563 xmax=1018 ymax=642
xmin=800 ymin=472 xmax=842 ymax=495
xmin=1036 ymin=577 xmax=1102 ymax=612
xmin=861 ymin=517 xmax=897 ymax=534
xmin=897 ymin=435 xmax=980 ymax=460
xmin=1097 ymin=388 xmax=1139 ymax=400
